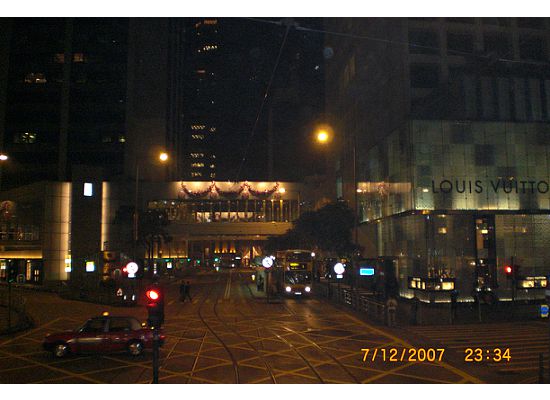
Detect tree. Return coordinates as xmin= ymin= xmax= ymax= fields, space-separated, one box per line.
xmin=266 ymin=202 xmax=356 ymax=256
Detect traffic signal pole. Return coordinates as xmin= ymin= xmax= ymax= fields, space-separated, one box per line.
xmin=7 ymin=279 xmax=11 ymax=331
xmin=145 ymin=284 xmax=164 ymax=384
xmin=152 ymin=328 xmax=159 ymax=384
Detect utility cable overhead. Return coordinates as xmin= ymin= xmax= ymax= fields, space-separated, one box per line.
xmin=245 ymin=17 xmax=549 ymax=67
xmin=235 ymin=19 xmax=292 ymax=182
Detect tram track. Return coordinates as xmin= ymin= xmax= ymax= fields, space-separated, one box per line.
xmin=196 ymin=272 xmax=240 ymax=384
xmin=212 ymin=272 xmax=277 ymax=384
xmin=233 ymin=274 xmax=325 ymax=383
xmin=152 ymin=276 xmax=212 ymax=383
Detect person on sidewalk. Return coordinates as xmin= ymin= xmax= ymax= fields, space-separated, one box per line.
xmin=386 ymin=296 xmax=398 ymax=327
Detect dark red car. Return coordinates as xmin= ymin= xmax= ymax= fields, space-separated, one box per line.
xmin=43 ymin=314 xmax=165 ymax=358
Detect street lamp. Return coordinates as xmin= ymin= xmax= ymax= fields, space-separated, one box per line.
xmin=133 ymin=151 xmax=169 ymax=261
xmin=0 ymin=153 xmax=8 ymax=191
xmin=314 ymin=126 xmax=358 ymax=246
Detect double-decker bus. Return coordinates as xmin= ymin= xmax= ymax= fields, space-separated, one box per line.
xmin=275 ymin=249 xmax=314 ymax=296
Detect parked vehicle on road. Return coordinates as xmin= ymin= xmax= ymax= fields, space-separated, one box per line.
xmin=43 ymin=314 xmax=165 ymax=358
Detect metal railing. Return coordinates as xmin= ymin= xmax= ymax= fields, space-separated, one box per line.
xmin=319 ymin=282 xmax=387 ymax=324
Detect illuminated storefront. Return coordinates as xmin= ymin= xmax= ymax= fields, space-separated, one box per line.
xmin=0 ymin=182 xmax=71 ymax=284
xmin=1 ymin=180 xmax=304 ymax=284
xmin=358 ymin=120 xmax=550 ymax=302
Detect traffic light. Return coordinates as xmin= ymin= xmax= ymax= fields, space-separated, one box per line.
xmin=504 ymin=265 xmax=521 ymax=280
xmin=504 ymin=265 xmax=513 ymax=279
xmin=145 ymin=285 xmax=164 ymax=328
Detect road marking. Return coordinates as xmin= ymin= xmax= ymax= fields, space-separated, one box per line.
xmin=0 ymin=347 xmax=104 ymax=384
xmin=0 ymin=317 xmax=62 ymax=346
xmin=224 ymin=270 xmax=232 ymax=299
xmin=341 ymin=313 xmax=484 ymax=384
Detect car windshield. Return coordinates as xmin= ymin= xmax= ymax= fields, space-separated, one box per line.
xmin=285 ymin=271 xmax=311 ymax=284
xmin=287 ymin=252 xmax=312 ymax=262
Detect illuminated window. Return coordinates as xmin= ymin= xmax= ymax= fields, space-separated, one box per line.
xmin=204 ymin=19 xmax=218 ymax=25
xmin=191 ymin=134 xmax=205 ymax=140
xmin=73 ymin=53 xmax=85 ymax=63
xmin=14 ymin=132 xmax=37 ymax=143
xmin=210 ymin=173 xmax=216 ymax=178
xmin=24 ymin=73 xmax=47 ymax=84
xmin=196 ymin=70 xmax=206 ymax=74
xmin=209 ymin=127 xmax=217 ymax=132
xmin=190 ymin=153 xmax=205 ymax=158
xmin=191 ymin=172 xmax=203 ymax=177
xmin=203 ymin=45 xmax=218 ymax=51
xmin=191 ymin=163 xmax=205 ymax=168
xmin=191 ymin=125 xmax=206 ymax=130
xmin=210 ymin=164 xmax=215 ymax=169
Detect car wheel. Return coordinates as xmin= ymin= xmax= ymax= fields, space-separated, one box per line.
xmin=128 ymin=340 xmax=144 ymax=356
xmin=53 ymin=342 xmax=69 ymax=358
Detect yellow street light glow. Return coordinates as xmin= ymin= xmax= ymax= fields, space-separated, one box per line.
xmin=316 ymin=130 xmax=329 ymax=143
xmin=159 ymin=152 xmax=169 ymax=162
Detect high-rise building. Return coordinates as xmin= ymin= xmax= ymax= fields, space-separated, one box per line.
xmin=325 ymin=17 xmax=550 ymax=302
xmin=179 ymin=18 xmax=221 ymax=181
xmin=175 ymin=17 xmax=325 ymax=182
xmin=0 ymin=18 xmax=129 ymax=190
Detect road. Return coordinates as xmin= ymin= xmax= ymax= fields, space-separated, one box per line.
xmin=0 ymin=269 xmax=545 ymax=384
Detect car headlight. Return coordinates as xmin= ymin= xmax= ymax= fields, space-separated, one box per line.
xmin=285 ymin=286 xmax=292 ymax=292
xmin=305 ymin=286 xmax=311 ymax=292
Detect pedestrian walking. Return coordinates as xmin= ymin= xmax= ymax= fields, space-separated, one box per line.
xmin=410 ymin=296 xmax=420 ymax=325
xmin=386 ymin=296 xmax=398 ymax=327
xmin=180 ymin=281 xmax=187 ymax=302
xmin=450 ymin=289 xmax=459 ymax=323
xmin=184 ymin=281 xmax=192 ymax=302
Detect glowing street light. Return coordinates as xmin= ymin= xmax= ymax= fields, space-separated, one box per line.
xmin=133 ymin=151 xmax=170 ymax=261
xmin=0 ymin=154 xmax=8 ymax=161
xmin=317 ymin=130 xmax=329 ymax=143
xmin=313 ymin=123 xmax=359 ymax=252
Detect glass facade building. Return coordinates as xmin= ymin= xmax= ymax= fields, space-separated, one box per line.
xmin=358 ymin=120 xmax=550 ymax=301
xmin=325 ymin=17 xmax=550 ymax=303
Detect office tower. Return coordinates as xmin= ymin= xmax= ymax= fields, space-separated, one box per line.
xmin=0 ymin=18 xmax=129 ymax=189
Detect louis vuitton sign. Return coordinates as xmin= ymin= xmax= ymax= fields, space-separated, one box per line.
xmin=431 ymin=179 xmax=550 ymax=195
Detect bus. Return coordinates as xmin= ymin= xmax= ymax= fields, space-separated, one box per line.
xmin=275 ymin=249 xmax=314 ymax=296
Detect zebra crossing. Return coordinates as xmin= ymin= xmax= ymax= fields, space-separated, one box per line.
xmin=408 ymin=321 xmax=549 ymax=382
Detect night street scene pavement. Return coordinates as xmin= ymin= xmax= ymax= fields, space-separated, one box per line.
xmin=1 ymin=3 xmax=550 ymax=397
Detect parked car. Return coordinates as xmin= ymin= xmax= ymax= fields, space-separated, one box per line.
xmin=43 ymin=314 xmax=165 ymax=358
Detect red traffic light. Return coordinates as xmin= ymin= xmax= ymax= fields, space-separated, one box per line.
xmin=504 ymin=265 xmax=513 ymax=275
xmin=146 ymin=289 xmax=160 ymax=301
